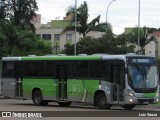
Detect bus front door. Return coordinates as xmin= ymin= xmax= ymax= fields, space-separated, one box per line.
xmin=56 ymin=65 xmax=68 ymax=101
xmin=111 ymin=65 xmax=125 ymax=104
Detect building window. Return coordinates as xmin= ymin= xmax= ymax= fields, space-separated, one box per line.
xmin=66 ymin=34 xmax=72 ymax=40
xmin=42 ymin=34 xmax=51 ymax=40
xmin=54 ymin=34 xmax=60 ymax=40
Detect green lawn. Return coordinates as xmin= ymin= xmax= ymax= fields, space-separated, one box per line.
xmin=157 ymin=101 xmax=160 ymax=106
xmin=150 ymin=100 xmax=160 ymax=107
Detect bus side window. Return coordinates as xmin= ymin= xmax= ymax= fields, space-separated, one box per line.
xmin=25 ymin=62 xmax=40 ymax=77
xmin=90 ymin=61 xmax=105 ymax=78
xmin=2 ymin=62 xmax=15 ymax=77
xmin=73 ymin=61 xmax=88 ymax=78
xmin=104 ymin=65 xmax=111 ymax=82
xmin=41 ymin=62 xmax=54 ymax=77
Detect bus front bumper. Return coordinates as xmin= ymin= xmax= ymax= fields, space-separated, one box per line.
xmin=125 ymin=96 xmax=159 ymax=105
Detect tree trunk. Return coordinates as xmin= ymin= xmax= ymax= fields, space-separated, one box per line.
xmin=82 ymin=32 xmax=86 ymax=38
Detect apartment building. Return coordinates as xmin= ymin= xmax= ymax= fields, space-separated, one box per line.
xmin=34 ymin=14 xmax=104 ymax=54
xmin=152 ymin=31 xmax=160 ymax=58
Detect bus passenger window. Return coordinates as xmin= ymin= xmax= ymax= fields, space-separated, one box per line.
xmin=90 ymin=62 xmax=105 ymax=78
xmin=2 ymin=62 xmax=15 ymax=77
xmin=25 ymin=62 xmax=39 ymax=77
xmin=41 ymin=62 xmax=54 ymax=77
xmin=73 ymin=61 xmax=88 ymax=78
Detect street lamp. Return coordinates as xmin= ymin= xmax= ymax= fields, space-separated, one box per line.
xmin=74 ymin=0 xmax=77 ymax=56
xmin=106 ymin=0 xmax=116 ymax=23
xmin=137 ymin=0 xmax=141 ymax=54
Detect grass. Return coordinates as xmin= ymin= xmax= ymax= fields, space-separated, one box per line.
xmin=156 ymin=101 xmax=160 ymax=106
xmin=150 ymin=100 xmax=160 ymax=108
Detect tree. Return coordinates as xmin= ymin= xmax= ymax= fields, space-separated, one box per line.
xmin=64 ymin=1 xmax=112 ymax=38
xmin=13 ymin=39 xmax=52 ymax=56
xmin=0 ymin=0 xmax=38 ymax=32
xmin=0 ymin=19 xmax=52 ymax=56
xmin=0 ymin=19 xmax=37 ymax=56
xmin=62 ymin=33 xmax=135 ymax=55
xmin=113 ymin=33 xmax=135 ymax=54
xmin=148 ymin=27 xmax=160 ymax=33
xmin=129 ymin=26 xmax=155 ymax=54
xmin=0 ymin=0 xmax=7 ymax=19
xmin=62 ymin=44 xmax=74 ymax=55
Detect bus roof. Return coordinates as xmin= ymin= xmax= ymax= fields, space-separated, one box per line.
xmin=2 ymin=56 xmax=102 ymax=61
xmin=2 ymin=54 xmax=155 ymax=62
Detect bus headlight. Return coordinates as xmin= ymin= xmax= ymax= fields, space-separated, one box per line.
xmin=129 ymin=92 xmax=134 ymax=96
xmin=129 ymin=99 xmax=133 ymax=102
xmin=128 ymin=90 xmax=135 ymax=97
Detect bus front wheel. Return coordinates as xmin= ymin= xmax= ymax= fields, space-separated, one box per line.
xmin=96 ymin=93 xmax=111 ymax=109
xmin=32 ymin=90 xmax=48 ymax=106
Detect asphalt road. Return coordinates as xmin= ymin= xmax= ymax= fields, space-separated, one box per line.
xmin=0 ymin=98 xmax=159 ymax=111
xmin=0 ymin=99 xmax=159 ymax=120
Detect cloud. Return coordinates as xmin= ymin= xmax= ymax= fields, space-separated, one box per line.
xmin=37 ymin=0 xmax=160 ymax=34
xmin=37 ymin=0 xmax=74 ymax=22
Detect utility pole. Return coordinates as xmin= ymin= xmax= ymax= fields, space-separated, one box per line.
xmin=137 ymin=0 xmax=141 ymax=54
xmin=74 ymin=0 xmax=77 ymax=56
xmin=106 ymin=0 xmax=116 ymax=23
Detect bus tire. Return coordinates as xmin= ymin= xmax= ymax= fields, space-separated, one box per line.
xmin=58 ymin=102 xmax=72 ymax=107
xmin=32 ymin=90 xmax=48 ymax=106
xmin=122 ymin=105 xmax=136 ymax=110
xmin=96 ymin=93 xmax=111 ymax=109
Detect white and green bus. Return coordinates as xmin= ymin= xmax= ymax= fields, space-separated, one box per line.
xmin=1 ymin=54 xmax=159 ymax=109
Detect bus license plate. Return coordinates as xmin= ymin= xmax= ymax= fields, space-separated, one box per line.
xmin=143 ymin=101 xmax=149 ymax=104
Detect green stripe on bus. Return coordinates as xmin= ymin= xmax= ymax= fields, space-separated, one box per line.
xmin=23 ymin=78 xmax=99 ymax=98
xmin=23 ymin=79 xmax=55 ymax=96
xmin=21 ymin=56 xmax=102 ymax=61
xmin=142 ymin=92 xmax=156 ymax=98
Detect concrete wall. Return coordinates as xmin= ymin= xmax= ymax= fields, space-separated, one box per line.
xmin=145 ymin=41 xmax=156 ymax=57
xmin=36 ymin=28 xmax=81 ymax=53
xmin=156 ymin=37 xmax=160 ymax=58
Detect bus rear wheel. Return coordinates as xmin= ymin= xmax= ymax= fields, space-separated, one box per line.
xmin=96 ymin=93 xmax=111 ymax=109
xmin=32 ymin=90 xmax=48 ymax=106
xmin=122 ymin=105 xmax=136 ymax=110
xmin=58 ymin=102 xmax=72 ymax=107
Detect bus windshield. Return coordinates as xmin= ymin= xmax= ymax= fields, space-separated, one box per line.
xmin=128 ymin=65 xmax=158 ymax=89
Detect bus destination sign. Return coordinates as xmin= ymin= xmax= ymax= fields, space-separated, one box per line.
xmin=128 ymin=58 xmax=155 ymax=64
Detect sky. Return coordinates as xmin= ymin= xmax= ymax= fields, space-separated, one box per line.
xmin=37 ymin=0 xmax=160 ymax=35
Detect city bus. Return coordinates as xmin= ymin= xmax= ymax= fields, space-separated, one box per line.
xmin=1 ymin=54 xmax=159 ymax=109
